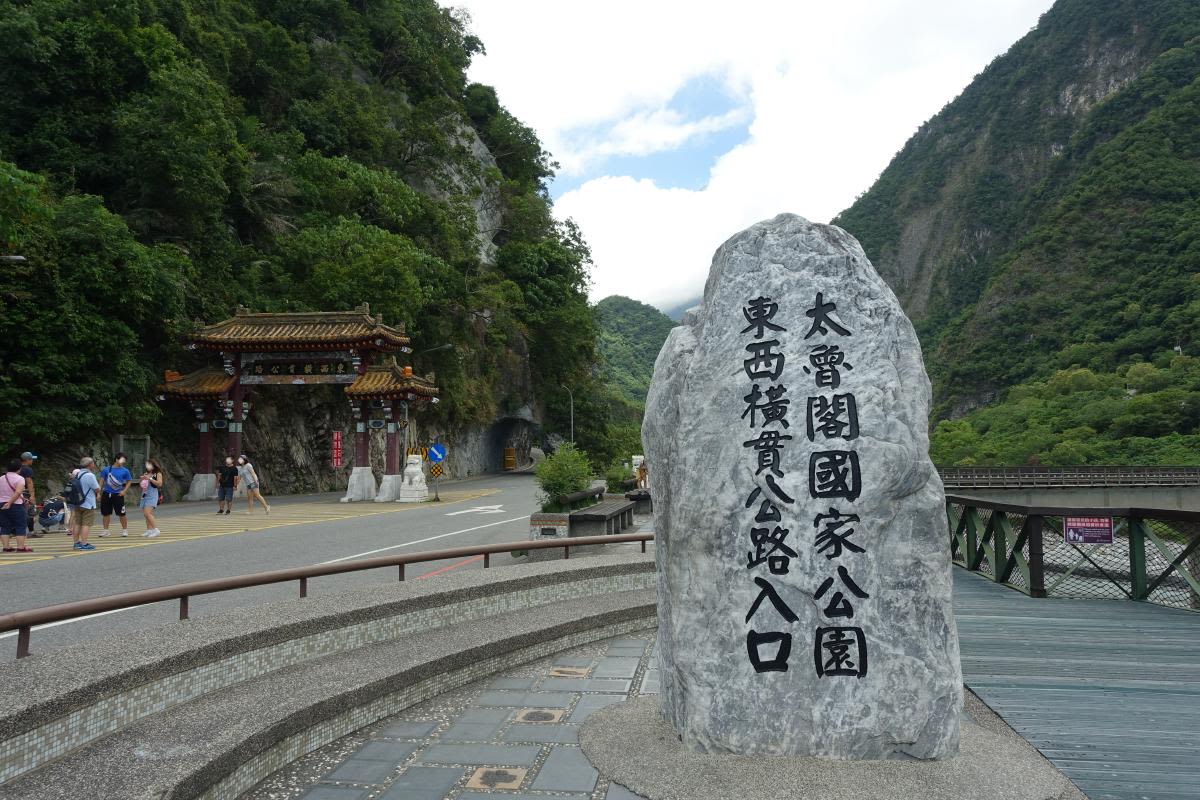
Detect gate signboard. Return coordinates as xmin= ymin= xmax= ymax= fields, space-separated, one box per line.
xmin=332 ymin=431 xmax=344 ymax=468
xmin=1064 ymin=516 xmax=1113 ymax=545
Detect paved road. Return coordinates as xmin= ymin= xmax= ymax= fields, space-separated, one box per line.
xmin=0 ymin=473 xmax=540 ymax=655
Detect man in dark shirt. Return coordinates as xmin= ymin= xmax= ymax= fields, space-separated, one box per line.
xmin=216 ymin=456 xmax=239 ymax=515
xmin=19 ymin=452 xmax=37 ymax=537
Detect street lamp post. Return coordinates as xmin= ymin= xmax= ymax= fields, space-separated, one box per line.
xmin=561 ymin=384 xmax=574 ymax=444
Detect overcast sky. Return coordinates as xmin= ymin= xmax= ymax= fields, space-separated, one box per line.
xmin=456 ymin=0 xmax=1056 ymax=313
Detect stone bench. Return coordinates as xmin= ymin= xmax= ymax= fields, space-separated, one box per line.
xmin=0 ymin=556 xmax=655 ymax=799
xmin=625 ymin=488 xmax=652 ymax=514
xmin=569 ymin=499 xmax=636 ymax=537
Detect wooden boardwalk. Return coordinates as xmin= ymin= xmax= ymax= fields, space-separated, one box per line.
xmin=955 ymin=569 xmax=1200 ymax=800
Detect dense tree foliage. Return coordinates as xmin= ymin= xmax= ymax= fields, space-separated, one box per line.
xmin=0 ymin=0 xmax=604 ymax=455
xmin=835 ymin=0 xmax=1200 ymax=463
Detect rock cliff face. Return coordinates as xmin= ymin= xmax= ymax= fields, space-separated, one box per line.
xmin=832 ymin=0 xmax=1200 ymax=415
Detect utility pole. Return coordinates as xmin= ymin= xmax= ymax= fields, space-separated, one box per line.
xmin=561 ymin=384 xmax=574 ymax=444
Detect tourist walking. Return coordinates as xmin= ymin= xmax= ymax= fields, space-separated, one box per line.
xmin=98 ymin=452 xmax=133 ymax=537
xmin=19 ymin=451 xmax=37 ymax=538
xmin=216 ymin=456 xmax=238 ymax=515
xmin=0 ymin=460 xmax=31 ymax=553
xmin=68 ymin=457 xmax=100 ymax=551
xmin=236 ymin=455 xmax=270 ymax=514
xmin=139 ymin=459 xmax=164 ymax=538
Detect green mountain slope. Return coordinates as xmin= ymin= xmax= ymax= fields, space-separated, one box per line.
xmin=595 ymin=295 xmax=677 ymax=408
xmin=834 ymin=0 xmax=1200 ymax=464
xmin=0 ymin=0 xmax=605 ymax=457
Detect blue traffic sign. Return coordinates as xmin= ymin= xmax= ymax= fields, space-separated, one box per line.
xmin=428 ymin=443 xmax=447 ymax=463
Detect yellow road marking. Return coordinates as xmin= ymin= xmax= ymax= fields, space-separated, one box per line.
xmin=0 ymin=489 xmax=499 ymax=566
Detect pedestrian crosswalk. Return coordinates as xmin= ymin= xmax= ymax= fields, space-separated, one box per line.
xmin=0 ymin=489 xmax=499 ymax=567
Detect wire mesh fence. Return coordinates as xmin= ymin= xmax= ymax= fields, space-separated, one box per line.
xmin=946 ymin=496 xmax=1200 ymax=612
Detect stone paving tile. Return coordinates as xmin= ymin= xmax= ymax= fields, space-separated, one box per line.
xmin=350 ymin=740 xmax=418 ymax=763
xmin=604 ymin=646 xmax=649 ymax=658
xmin=551 ymin=656 xmax=594 ymax=667
xmin=503 ymin=723 xmax=580 ymax=743
xmin=537 ymin=677 xmax=632 ymax=693
xmin=417 ymin=743 xmax=541 ymax=766
xmin=322 ymin=757 xmax=396 ymax=784
xmin=377 ymin=721 xmax=438 ymax=739
xmin=529 ymin=746 xmax=598 ymax=793
xmin=376 ymin=766 xmax=464 ymax=800
xmin=606 ymin=781 xmax=648 ymax=800
xmin=473 ymin=690 xmax=575 ymax=708
xmin=568 ymin=695 xmax=626 ymax=722
xmin=592 ymin=657 xmax=641 ymax=678
xmin=489 ymin=676 xmax=537 ymax=690
xmin=638 ymin=669 xmax=661 ymax=696
xmin=298 ymin=787 xmax=367 ymax=800
xmin=460 ymin=794 xmax=587 ymax=800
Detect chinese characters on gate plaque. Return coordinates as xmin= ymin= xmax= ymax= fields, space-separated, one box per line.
xmin=739 ymin=292 xmax=869 ymax=679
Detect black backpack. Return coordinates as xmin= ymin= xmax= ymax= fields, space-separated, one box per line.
xmin=63 ymin=471 xmax=87 ymax=506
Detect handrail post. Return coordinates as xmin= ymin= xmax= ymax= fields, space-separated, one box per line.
xmin=16 ymin=625 xmax=30 ymax=659
xmin=398 ymin=564 xmax=405 ymax=581
xmin=300 ymin=577 xmax=308 ymax=598
xmin=563 ymin=546 xmax=570 ymax=560
xmin=483 ymin=553 xmax=490 ymax=569
xmin=641 ymin=539 xmax=646 ymax=554
xmin=1129 ymin=516 xmax=1149 ymax=601
xmin=1027 ymin=515 xmax=1046 ymax=598
xmin=179 ymin=596 xmax=190 ymax=621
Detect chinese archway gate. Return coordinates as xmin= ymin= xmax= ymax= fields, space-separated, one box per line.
xmin=160 ymin=305 xmax=439 ymax=502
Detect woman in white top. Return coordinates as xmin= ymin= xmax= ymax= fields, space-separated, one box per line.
xmin=237 ymin=455 xmax=271 ymax=514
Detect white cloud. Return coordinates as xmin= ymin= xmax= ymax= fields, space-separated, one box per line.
xmin=455 ymin=0 xmax=1054 ymax=309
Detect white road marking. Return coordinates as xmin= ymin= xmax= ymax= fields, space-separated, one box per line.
xmin=319 ymin=515 xmax=529 ymax=564
xmin=1 ymin=514 xmax=531 ymax=637
xmin=0 ymin=607 xmax=132 ymax=639
xmin=444 ymin=504 xmax=505 ymax=516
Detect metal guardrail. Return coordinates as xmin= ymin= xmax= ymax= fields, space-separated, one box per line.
xmin=939 ymin=466 xmax=1200 ymax=488
xmin=946 ymin=494 xmax=1200 ymax=611
xmin=0 ymin=533 xmax=654 ymax=660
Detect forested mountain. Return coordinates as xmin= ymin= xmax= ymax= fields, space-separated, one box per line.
xmin=0 ymin=0 xmax=618 ymax=465
xmin=595 ymin=295 xmax=677 ymax=408
xmin=834 ymin=0 xmax=1200 ymax=465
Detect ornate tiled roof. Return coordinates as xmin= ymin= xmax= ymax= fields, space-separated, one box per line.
xmin=345 ymin=359 xmax=439 ymax=401
xmin=160 ymin=368 xmax=236 ymax=399
xmin=186 ymin=304 xmax=410 ymax=352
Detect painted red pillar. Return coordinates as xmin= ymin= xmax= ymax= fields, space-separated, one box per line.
xmin=385 ymin=414 xmax=399 ymax=475
xmin=197 ymin=401 xmax=214 ymax=474
xmin=355 ymin=401 xmax=370 ymax=468
xmin=229 ymin=381 xmax=244 ymax=457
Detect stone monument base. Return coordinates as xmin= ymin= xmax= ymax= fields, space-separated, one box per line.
xmin=340 ymin=467 xmax=377 ymax=503
xmin=580 ymin=696 xmax=1082 ymax=800
xmin=374 ymin=474 xmax=403 ymax=502
xmin=184 ymin=473 xmax=217 ymax=502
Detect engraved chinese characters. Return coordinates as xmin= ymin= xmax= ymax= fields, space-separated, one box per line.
xmin=644 ymin=213 xmax=962 ymax=760
xmin=739 ymin=293 xmax=869 ymax=678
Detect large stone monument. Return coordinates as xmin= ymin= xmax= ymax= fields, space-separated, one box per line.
xmin=643 ymin=213 xmax=962 ymax=760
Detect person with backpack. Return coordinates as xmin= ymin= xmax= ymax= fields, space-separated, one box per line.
xmin=19 ymin=452 xmax=37 ymax=538
xmin=67 ymin=457 xmax=100 ymax=551
xmin=98 ymin=452 xmax=133 ymax=537
xmin=1 ymin=459 xmax=31 ymax=553
xmin=139 ymin=459 xmax=164 ymax=538
xmin=38 ymin=495 xmax=67 ymax=532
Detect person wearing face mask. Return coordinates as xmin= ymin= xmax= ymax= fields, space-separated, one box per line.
xmin=98 ymin=452 xmax=133 ymax=537
xmin=236 ymin=455 xmax=270 ymax=515
xmin=215 ymin=456 xmax=239 ymax=515
xmin=139 ymin=459 xmax=164 ymax=538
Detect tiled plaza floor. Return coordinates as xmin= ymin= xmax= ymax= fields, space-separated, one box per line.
xmin=242 ymin=634 xmax=660 ymax=800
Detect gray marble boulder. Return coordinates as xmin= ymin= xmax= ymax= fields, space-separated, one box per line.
xmin=643 ymin=213 xmax=962 ymax=759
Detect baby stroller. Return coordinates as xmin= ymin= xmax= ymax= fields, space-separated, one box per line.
xmin=39 ymin=497 xmax=67 ymax=533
